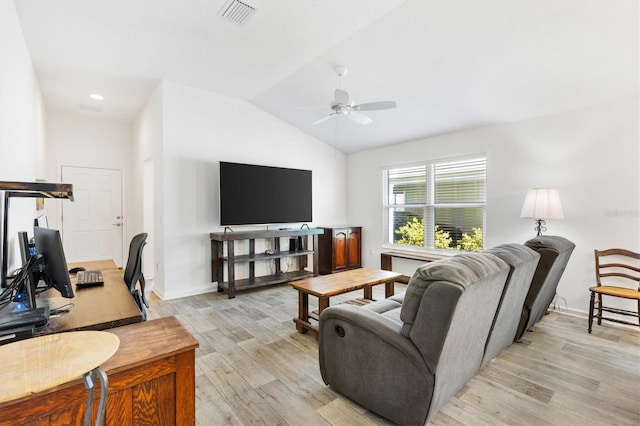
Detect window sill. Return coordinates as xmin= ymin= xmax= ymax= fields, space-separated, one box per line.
xmin=380 ymin=245 xmax=454 ymax=262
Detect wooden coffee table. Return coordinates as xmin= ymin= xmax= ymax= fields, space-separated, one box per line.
xmin=289 ymin=268 xmax=402 ymax=339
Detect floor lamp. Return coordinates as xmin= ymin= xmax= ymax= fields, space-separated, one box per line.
xmin=520 ymin=188 xmax=564 ymax=236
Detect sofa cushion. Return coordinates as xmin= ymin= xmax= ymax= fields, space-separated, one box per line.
xmin=363 ymin=298 xmax=402 ymax=326
xmin=400 ymin=253 xmax=508 ymax=337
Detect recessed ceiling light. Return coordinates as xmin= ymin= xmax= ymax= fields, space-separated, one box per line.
xmin=90 ymin=93 xmax=104 ymax=101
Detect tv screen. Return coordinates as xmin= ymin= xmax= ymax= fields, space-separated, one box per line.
xmin=219 ymin=162 xmax=312 ymax=226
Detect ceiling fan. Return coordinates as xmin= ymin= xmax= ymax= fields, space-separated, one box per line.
xmin=312 ymin=66 xmax=397 ymax=125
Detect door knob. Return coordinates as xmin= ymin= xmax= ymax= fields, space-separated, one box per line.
xmin=113 ymin=223 xmax=121 ymax=227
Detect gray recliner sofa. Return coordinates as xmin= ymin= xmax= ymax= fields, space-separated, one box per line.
xmin=482 ymin=243 xmax=540 ymax=367
xmin=515 ymin=235 xmax=575 ymax=341
xmin=318 ymin=252 xmax=510 ymax=425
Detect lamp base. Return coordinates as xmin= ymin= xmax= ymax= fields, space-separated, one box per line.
xmin=533 ymin=219 xmax=547 ymax=237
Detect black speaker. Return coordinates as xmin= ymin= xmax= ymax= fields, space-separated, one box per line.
xmin=289 ymin=238 xmax=298 ymax=252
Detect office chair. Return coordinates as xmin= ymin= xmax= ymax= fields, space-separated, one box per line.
xmin=124 ymin=233 xmax=149 ymax=320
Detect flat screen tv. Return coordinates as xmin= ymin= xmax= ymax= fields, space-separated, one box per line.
xmin=219 ymin=162 xmax=312 ymax=226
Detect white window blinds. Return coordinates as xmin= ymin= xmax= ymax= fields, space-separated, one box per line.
xmin=383 ymin=155 xmax=486 ymax=252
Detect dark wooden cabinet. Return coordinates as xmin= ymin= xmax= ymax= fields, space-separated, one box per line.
xmin=318 ymin=226 xmax=362 ymax=274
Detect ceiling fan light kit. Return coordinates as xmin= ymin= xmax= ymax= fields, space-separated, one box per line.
xmin=312 ymin=66 xmax=397 ymax=125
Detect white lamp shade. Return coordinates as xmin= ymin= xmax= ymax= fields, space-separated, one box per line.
xmin=520 ymin=188 xmax=564 ymax=220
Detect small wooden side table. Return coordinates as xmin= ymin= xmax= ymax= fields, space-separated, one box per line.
xmin=0 ymin=331 xmax=119 ymax=425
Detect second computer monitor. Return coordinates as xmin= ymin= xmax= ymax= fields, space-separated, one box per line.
xmin=34 ymin=227 xmax=74 ymax=298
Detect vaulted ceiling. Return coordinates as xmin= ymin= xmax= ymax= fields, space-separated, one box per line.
xmin=14 ymin=0 xmax=638 ymax=153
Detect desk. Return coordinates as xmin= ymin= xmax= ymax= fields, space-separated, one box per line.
xmin=0 ymin=316 xmax=198 ymax=425
xmin=37 ymin=260 xmax=142 ymax=335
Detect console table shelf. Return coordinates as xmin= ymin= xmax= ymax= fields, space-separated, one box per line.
xmin=218 ymin=270 xmax=314 ymax=293
xmin=226 ymin=249 xmax=315 ymax=264
xmin=210 ymin=228 xmax=324 ymax=298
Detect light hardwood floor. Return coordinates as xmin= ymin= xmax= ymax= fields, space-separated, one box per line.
xmin=147 ymin=283 xmax=640 ymax=426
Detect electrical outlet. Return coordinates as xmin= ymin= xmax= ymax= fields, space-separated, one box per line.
xmin=368 ymin=248 xmax=374 ymax=256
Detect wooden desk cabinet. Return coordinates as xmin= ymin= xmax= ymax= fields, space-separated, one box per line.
xmin=318 ymin=226 xmax=362 ymax=274
xmin=0 ymin=316 xmax=198 ymax=425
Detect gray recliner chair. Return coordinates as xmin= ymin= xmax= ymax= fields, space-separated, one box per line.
xmin=515 ymin=235 xmax=575 ymax=341
xmin=318 ymin=253 xmax=510 ymax=425
xmin=482 ymin=243 xmax=540 ymax=367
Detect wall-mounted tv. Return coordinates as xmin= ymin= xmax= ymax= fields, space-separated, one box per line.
xmin=219 ymin=162 xmax=312 ymax=226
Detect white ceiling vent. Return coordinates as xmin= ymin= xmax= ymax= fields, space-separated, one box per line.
xmin=218 ymin=0 xmax=256 ymax=25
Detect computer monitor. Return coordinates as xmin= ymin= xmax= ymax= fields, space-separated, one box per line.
xmin=34 ymin=227 xmax=74 ymax=298
xmin=18 ymin=231 xmax=31 ymax=266
xmin=34 ymin=214 xmax=49 ymax=228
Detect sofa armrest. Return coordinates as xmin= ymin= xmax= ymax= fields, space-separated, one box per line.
xmin=319 ymin=304 xmax=430 ymax=375
xmin=318 ymin=304 xmax=434 ymax=426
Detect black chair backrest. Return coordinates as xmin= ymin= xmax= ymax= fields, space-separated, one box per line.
xmin=124 ymin=233 xmax=148 ymax=319
xmin=124 ymin=233 xmax=147 ymax=288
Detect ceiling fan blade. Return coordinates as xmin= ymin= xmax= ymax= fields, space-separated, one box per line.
xmin=348 ymin=112 xmax=372 ymax=125
xmin=353 ymin=101 xmax=397 ymax=111
xmin=334 ymin=89 xmax=350 ymax=105
xmin=313 ymin=113 xmax=335 ymax=125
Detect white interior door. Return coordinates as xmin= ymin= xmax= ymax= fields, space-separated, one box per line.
xmin=61 ymin=166 xmax=123 ymax=267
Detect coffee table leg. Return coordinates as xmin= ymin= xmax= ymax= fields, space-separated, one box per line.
xmin=318 ymin=296 xmax=330 ymax=314
xmin=363 ymin=286 xmax=373 ymax=300
xmin=385 ymin=280 xmax=394 ymax=298
xmin=297 ymin=291 xmax=309 ymax=333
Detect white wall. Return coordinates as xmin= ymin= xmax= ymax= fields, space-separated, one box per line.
xmin=149 ymin=80 xmax=347 ymax=299
xmin=133 ymin=84 xmax=163 ymax=292
xmin=0 ymin=0 xmax=45 ymax=274
xmin=348 ymin=97 xmax=639 ymax=314
xmin=45 ymin=112 xmax=136 ymax=264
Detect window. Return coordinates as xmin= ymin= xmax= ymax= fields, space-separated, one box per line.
xmin=383 ymin=155 xmax=486 ymax=252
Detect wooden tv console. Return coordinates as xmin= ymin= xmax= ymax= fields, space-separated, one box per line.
xmin=210 ymin=228 xmax=324 ymax=298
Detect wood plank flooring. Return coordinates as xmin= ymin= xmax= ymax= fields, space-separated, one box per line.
xmin=146 ymin=283 xmax=640 ymax=426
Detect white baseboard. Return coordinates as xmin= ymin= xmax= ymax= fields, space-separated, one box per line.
xmin=551 ymin=305 xmax=640 ymax=333
xmin=152 ymin=282 xmax=218 ymax=301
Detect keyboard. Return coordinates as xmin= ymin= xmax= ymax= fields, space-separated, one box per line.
xmin=76 ymin=270 xmax=104 ymax=287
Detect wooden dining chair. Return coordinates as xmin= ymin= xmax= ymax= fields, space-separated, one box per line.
xmin=588 ymin=248 xmax=640 ymax=333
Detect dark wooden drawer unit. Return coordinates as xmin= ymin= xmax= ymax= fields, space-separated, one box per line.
xmin=318 ymin=226 xmax=362 ymax=274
